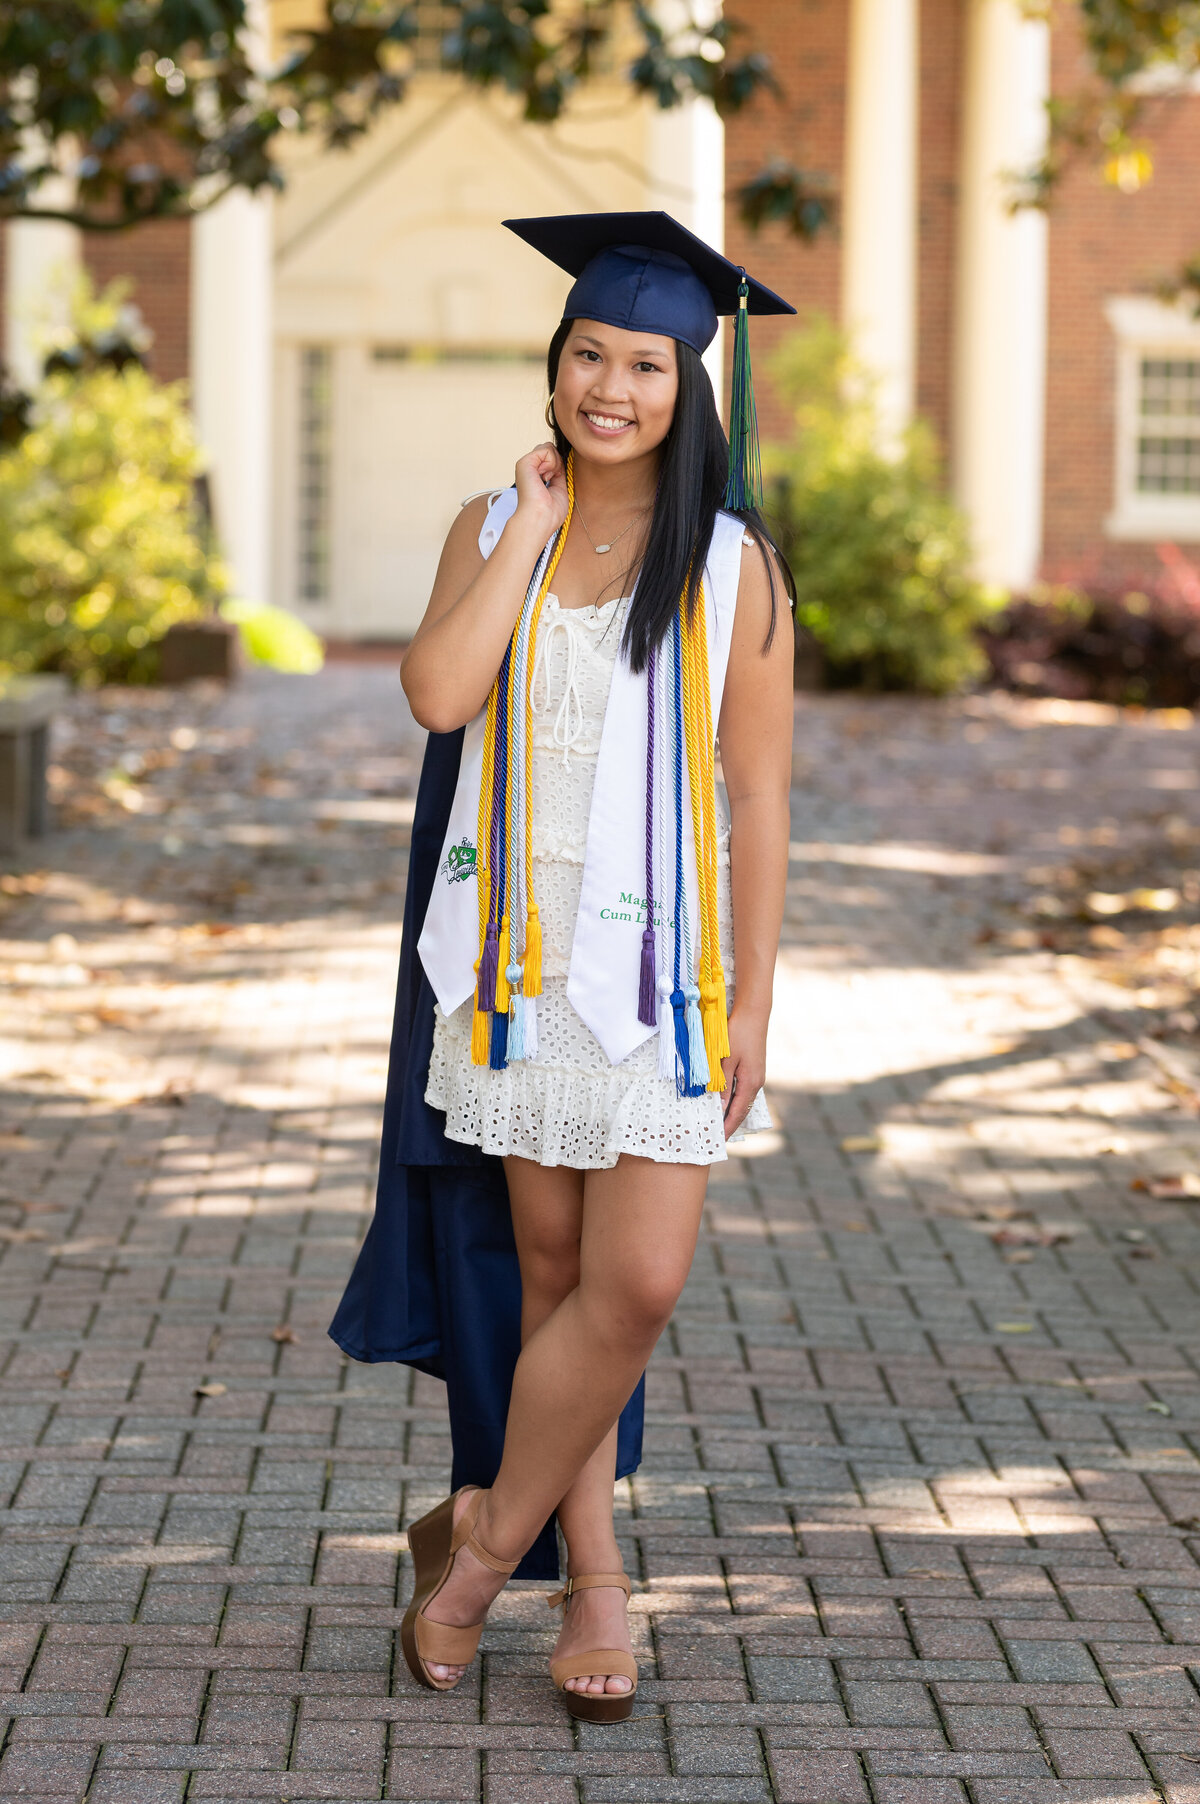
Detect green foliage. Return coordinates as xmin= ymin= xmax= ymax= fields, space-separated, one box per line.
xmin=0 ymin=0 xmax=780 ymax=233
xmin=220 ymin=599 xmax=325 ymax=675
xmin=0 ymin=363 xmax=224 ymax=686
xmin=1079 ymin=1 xmax=1200 ymax=84
xmin=40 ymin=272 xmax=154 ymax=377
xmin=1018 ymin=2 xmax=1200 ymax=217
xmin=765 ymin=317 xmax=1005 ymax=695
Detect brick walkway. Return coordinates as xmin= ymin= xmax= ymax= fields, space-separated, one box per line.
xmin=1 ymin=670 xmax=1199 ymax=1803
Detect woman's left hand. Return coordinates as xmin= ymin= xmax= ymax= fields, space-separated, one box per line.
xmin=720 ymin=1006 xmax=767 ymax=1139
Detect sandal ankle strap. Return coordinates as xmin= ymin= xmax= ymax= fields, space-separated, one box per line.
xmin=453 ymin=1487 xmax=520 ymax=1576
xmin=548 ymin=1570 xmax=631 ymax=1610
xmin=464 ymin=1526 xmax=519 ymax=1575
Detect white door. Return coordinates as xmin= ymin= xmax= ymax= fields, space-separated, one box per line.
xmin=339 ymin=350 xmax=549 ymax=639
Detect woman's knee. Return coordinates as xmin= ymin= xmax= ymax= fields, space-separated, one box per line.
xmin=520 ymin=1232 xmax=581 ymax=1306
xmin=580 ymin=1262 xmax=686 ymax=1350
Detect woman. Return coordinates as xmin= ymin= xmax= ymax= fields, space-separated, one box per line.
xmin=377 ymin=212 xmax=794 ymax=1721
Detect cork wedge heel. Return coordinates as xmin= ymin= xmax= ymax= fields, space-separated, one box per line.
xmin=548 ymin=1571 xmax=638 ymax=1723
xmin=401 ymin=1486 xmax=518 ymax=1691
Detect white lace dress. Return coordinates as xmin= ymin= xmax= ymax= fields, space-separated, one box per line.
xmin=424 ymin=591 xmax=774 ymax=1168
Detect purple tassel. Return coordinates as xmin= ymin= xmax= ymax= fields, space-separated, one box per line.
xmin=638 ymin=927 xmax=658 ymax=1027
xmin=489 ymin=1006 xmax=508 ymax=1069
xmin=477 ymin=922 xmax=499 ymax=1011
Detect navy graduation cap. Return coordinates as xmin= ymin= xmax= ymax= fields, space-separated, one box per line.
xmin=504 ymin=209 xmax=797 ymax=509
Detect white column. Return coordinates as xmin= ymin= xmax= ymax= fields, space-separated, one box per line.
xmin=191 ymin=188 xmax=273 ymax=604
xmin=4 ymin=210 xmax=81 ymax=391
xmin=954 ymin=0 xmax=1050 ymax=590
xmin=189 ymin=0 xmax=273 ymax=606
xmin=647 ymin=96 xmax=726 ymax=396
xmin=842 ymin=0 xmax=919 ymax=447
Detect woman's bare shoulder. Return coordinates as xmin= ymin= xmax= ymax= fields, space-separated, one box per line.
xmin=734 ymin=523 xmax=786 ymax=637
xmin=448 ymin=490 xmax=494 ymax=546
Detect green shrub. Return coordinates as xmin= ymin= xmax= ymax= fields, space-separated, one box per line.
xmin=220 ymin=598 xmax=324 ymax=675
xmin=765 ymin=316 xmax=1006 ymax=694
xmin=0 ymin=363 xmax=224 ymax=685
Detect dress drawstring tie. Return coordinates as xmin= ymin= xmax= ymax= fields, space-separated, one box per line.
xmin=532 ymin=608 xmax=586 ymax=765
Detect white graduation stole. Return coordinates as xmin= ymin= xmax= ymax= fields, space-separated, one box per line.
xmin=417 ymin=492 xmax=745 ymax=1065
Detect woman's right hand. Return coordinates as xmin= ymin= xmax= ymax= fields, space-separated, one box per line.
xmin=514 ymin=442 xmax=569 ymax=540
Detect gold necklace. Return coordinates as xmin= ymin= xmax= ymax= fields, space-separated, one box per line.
xmin=573 ymin=501 xmax=651 ymax=556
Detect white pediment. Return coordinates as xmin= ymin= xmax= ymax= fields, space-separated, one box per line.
xmin=274 ymin=87 xmax=650 ymax=344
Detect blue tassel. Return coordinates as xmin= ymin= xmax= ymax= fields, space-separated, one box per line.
xmin=523 ymin=992 xmax=538 ymax=1061
xmin=671 ymin=987 xmax=691 ymax=1099
xmin=489 ymin=1006 xmax=508 ymax=1069
xmin=477 ymin=922 xmax=499 ymax=1011
xmin=638 ymin=928 xmax=658 ymax=1027
xmin=685 ymin=982 xmax=709 ymax=1092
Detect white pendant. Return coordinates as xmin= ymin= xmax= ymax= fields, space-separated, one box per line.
xmin=595 ymin=543 xmax=611 ymax=554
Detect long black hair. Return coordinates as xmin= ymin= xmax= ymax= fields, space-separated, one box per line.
xmin=546 ymin=318 xmax=796 ymax=675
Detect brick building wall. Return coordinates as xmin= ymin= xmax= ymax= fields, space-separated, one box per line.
xmin=0 ymin=217 xmax=190 ymax=387
xmin=1042 ymin=11 xmax=1200 ymax=577
xmin=82 ymin=219 xmax=191 ymax=385
xmin=730 ymin=0 xmax=1200 ymax=588
xmin=723 ymin=0 xmax=849 ymax=446
xmin=725 ymin=0 xmax=963 ymax=464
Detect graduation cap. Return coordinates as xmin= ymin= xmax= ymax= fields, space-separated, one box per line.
xmin=503 ymin=209 xmax=796 ymax=512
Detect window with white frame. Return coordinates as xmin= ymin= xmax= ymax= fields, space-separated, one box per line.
xmin=1106 ymin=296 xmax=1200 ymax=540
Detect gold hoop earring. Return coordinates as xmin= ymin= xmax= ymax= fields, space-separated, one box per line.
xmin=546 ymin=390 xmax=559 ymax=431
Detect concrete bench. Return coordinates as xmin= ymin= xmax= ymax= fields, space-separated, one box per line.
xmin=0 ymin=675 xmax=68 ymax=855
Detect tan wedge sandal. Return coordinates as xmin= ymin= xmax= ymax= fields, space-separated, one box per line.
xmin=548 ymin=1572 xmax=638 ymax=1723
xmin=401 ymin=1485 xmax=518 ymax=1691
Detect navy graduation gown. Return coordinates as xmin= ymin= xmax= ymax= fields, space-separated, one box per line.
xmin=328 ymin=726 xmax=645 ymax=1581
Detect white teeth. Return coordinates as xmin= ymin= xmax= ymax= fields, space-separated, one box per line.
xmin=585 ymin=412 xmax=630 ymax=431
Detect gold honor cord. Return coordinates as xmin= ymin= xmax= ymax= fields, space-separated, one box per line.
xmin=681 ymin=585 xmax=729 ymax=1092
xmin=470 ymin=448 xmax=728 ymax=1088
xmin=472 ymin=459 xmax=574 ymax=1064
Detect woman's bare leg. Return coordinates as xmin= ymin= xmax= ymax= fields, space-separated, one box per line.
xmin=418 ymin=1152 xmax=709 ymax=1689
xmin=504 ymin=1159 xmax=631 ymax=1694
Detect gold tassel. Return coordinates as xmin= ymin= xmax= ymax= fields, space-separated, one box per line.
xmin=470 ymin=1002 xmax=491 ymax=1065
xmin=494 ymin=915 xmax=511 ymax=1012
xmin=701 ymin=979 xmax=727 ymax=1094
xmin=523 ymin=903 xmax=543 ymax=998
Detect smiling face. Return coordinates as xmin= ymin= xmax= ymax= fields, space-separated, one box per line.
xmin=552 ymin=318 xmax=680 ymax=468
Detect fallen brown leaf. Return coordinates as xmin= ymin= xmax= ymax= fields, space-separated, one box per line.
xmin=270 ymin=1325 xmax=299 ymax=1344
xmin=193 ymin=1382 xmax=227 ymax=1398
xmin=1140 ymin=1173 xmax=1200 ymax=1200
xmin=93 ymin=1006 xmax=135 ymax=1029
xmin=991 ymin=1224 xmax=1076 ymax=1248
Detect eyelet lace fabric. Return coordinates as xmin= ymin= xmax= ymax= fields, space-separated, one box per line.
xmin=425 ymin=592 xmax=774 ymax=1169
